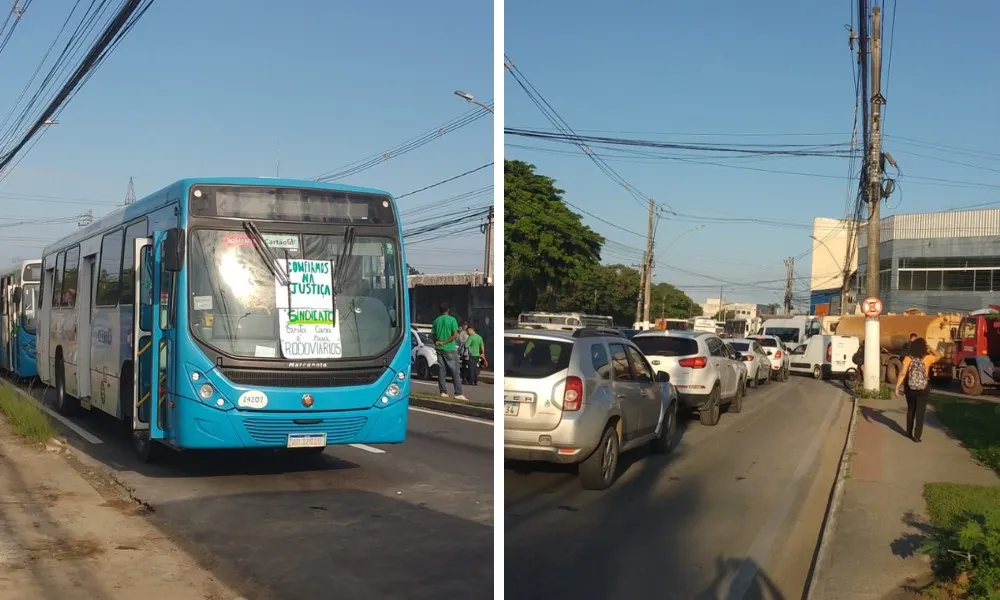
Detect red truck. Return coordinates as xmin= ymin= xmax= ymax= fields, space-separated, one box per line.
xmin=953 ymin=305 xmax=1000 ymax=396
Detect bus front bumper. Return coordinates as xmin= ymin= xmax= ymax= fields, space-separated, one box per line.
xmin=172 ymin=395 xmax=409 ymax=450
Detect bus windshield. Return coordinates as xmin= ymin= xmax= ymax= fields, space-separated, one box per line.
xmin=21 ymin=283 xmax=38 ymax=334
xmin=188 ymin=229 xmax=402 ymax=360
xmin=763 ymin=327 xmax=800 ymax=344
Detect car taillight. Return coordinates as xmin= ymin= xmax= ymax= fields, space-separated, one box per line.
xmin=826 ymin=343 xmax=832 ymax=362
xmin=563 ymin=376 xmax=583 ymax=411
xmin=679 ymin=356 xmax=708 ymax=369
xmin=744 ymin=355 xmax=754 ymax=361
xmin=774 ymin=350 xmax=783 ymax=359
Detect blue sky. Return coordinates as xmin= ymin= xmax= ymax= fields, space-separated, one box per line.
xmin=0 ymin=0 xmax=493 ymax=274
xmin=505 ymin=0 xmax=1000 ymax=306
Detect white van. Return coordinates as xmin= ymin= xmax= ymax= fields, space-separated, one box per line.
xmin=788 ymin=335 xmax=860 ymax=379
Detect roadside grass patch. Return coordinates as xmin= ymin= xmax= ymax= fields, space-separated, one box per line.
xmin=0 ymin=385 xmax=56 ymax=444
xmin=856 ymin=384 xmax=893 ymax=400
xmin=919 ymin=396 xmax=1000 ymax=598
xmin=929 ymin=394 xmax=1000 ymax=475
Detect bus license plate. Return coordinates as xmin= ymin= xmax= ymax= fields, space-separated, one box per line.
xmin=504 ymin=402 xmax=519 ymax=416
xmin=287 ymin=433 xmax=327 ymax=448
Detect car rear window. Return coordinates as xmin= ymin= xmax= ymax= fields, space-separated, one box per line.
xmin=632 ymin=336 xmax=698 ymax=357
xmin=730 ymin=342 xmax=750 ymax=352
xmin=751 ymin=337 xmax=777 ymax=348
xmin=504 ymin=337 xmax=573 ymax=378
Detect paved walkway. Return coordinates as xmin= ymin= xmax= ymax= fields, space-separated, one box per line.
xmin=810 ymin=395 xmax=1000 ymax=600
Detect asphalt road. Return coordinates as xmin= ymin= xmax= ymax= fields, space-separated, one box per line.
xmin=411 ymin=377 xmax=494 ymax=405
xmin=19 ymin=380 xmax=494 ymax=600
xmin=505 ymin=376 xmax=852 ymax=600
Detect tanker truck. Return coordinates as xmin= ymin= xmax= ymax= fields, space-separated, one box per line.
xmin=835 ymin=310 xmax=961 ymax=385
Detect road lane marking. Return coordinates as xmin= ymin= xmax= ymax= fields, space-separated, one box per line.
xmin=22 ymin=391 xmax=104 ymax=445
xmin=409 ymin=406 xmax=494 ymax=426
xmin=349 ymin=443 xmax=385 ymax=454
xmin=723 ymin=388 xmax=843 ymax=600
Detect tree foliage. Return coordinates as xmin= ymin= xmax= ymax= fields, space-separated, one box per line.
xmin=503 ymin=159 xmax=699 ymax=324
xmin=504 ymin=159 xmax=603 ymax=315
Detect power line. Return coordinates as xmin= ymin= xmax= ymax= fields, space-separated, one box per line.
xmin=312 ymin=105 xmax=492 ymax=182
xmin=395 ymin=162 xmax=492 ymax=199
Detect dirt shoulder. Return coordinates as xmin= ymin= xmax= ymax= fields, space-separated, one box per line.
xmin=0 ymin=418 xmax=247 ymax=600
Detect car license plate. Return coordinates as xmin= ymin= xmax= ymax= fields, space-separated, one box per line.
xmin=504 ymin=392 xmax=535 ymax=403
xmin=504 ymin=402 xmax=519 ymax=416
xmin=286 ymin=433 xmax=327 ymax=448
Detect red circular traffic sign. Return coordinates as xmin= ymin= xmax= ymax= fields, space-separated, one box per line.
xmin=862 ymin=296 xmax=883 ymax=318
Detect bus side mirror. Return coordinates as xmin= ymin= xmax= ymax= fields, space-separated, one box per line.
xmin=163 ymin=228 xmax=185 ymax=272
xmin=11 ymin=286 xmax=20 ymax=305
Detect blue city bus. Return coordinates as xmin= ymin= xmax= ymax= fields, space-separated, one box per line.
xmin=0 ymin=259 xmax=42 ymax=379
xmin=38 ymin=178 xmax=410 ymax=461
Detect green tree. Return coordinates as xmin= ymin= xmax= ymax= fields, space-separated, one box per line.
xmin=557 ymin=264 xmax=641 ymax=326
xmin=504 ymin=159 xmax=604 ymax=316
xmin=714 ymin=309 xmax=737 ymax=320
xmin=648 ymin=282 xmax=701 ymax=319
xmin=407 ymin=264 xmax=421 ymax=275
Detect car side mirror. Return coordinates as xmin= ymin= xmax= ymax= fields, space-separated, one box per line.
xmin=656 ymin=371 xmax=669 ymax=383
xmin=734 ymin=351 xmax=743 ymax=361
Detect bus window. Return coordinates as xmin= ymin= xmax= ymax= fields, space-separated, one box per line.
xmin=52 ymin=252 xmax=65 ymax=307
xmin=63 ymin=246 xmax=80 ymax=308
xmin=121 ymin=220 xmax=148 ymax=306
xmin=96 ymin=229 xmax=124 ymax=307
xmin=21 ymin=283 xmax=38 ymax=334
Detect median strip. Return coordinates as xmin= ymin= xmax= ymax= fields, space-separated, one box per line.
xmin=410 ymin=392 xmax=493 ymax=420
xmin=0 ymin=384 xmax=56 ymax=444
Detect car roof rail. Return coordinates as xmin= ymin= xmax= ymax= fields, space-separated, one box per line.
xmin=572 ymin=327 xmax=624 ymax=339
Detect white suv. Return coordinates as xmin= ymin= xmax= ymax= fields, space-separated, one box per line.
xmin=632 ymin=331 xmax=747 ymax=426
xmin=410 ymin=325 xmax=439 ymax=380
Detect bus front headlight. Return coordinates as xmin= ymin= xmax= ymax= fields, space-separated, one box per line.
xmin=386 ymin=383 xmax=400 ymax=397
xmin=198 ymin=384 xmax=214 ymax=399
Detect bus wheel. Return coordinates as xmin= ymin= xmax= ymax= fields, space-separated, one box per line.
xmin=132 ymin=430 xmax=160 ymax=463
xmin=54 ymin=354 xmax=79 ymax=416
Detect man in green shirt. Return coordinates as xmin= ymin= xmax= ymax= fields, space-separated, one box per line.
xmin=432 ymin=302 xmax=465 ymax=399
xmin=464 ymin=325 xmax=487 ymax=385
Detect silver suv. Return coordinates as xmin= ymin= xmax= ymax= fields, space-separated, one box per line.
xmin=631 ymin=331 xmax=747 ymax=426
xmin=503 ymin=327 xmax=678 ymax=490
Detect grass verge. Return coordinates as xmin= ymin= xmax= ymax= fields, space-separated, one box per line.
xmin=929 ymin=394 xmax=1000 ymax=475
xmin=920 ymin=395 xmax=1000 ymax=598
xmin=0 ymin=384 xmax=56 ymax=443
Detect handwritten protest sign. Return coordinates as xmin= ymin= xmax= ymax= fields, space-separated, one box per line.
xmin=275 ymin=259 xmax=342 ymax=358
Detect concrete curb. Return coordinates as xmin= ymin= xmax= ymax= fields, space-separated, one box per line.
xmin=804 ymin=391 xmax=860 ymax=600
xmin=410 ymin=394 xmax=493 ymax=421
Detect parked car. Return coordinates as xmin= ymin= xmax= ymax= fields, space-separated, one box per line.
xmin=632 ymin=331 xmax=746 ymax=426
xmin=410 ymin=324 xmax=438 ymax=380
xmin=748 ymin=334 xmax=791 ymax=381
xmin=503 ymin=327 xmax=678 ymax=490
xmin=728 ymin=338 xmax=771 ymax=388
xmin=724 ymin=341 xmax=750 ymax=389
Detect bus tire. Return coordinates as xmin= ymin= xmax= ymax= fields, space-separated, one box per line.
xmin=53 ymin=350 xmax=78 ymax=416
xmin=132 ymin=430 xmax=160 ymax=463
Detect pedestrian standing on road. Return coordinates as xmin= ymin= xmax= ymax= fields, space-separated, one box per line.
xmin=464 ymin=325 xmax=487 ymax=385
xmin=894 ymin=337 xmax=934 ymax=443
xmin=432 ymin=302 xmax=466 ymax=400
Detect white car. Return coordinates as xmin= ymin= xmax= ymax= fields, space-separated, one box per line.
xmin=748 ymin=334 xmax=790 ymax=381
xmin=728 ymin=338 xmax=771 ymax=389
xmin=410 ymin=325 xmax=439 ymax=380
xmin=632 ymin=331 xmax=747 ymax=426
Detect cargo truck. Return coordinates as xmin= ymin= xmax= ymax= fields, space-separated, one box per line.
xmin=952 ymin=306 xmax=1000 ymax=396
xmin=835 ymin=310 xmax=961 ymax=384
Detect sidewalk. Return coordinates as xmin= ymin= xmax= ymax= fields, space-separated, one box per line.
xmin=0 ymin=420 xmax=252 ymax=600
xmin=809 ymin=394 xmax=1000 ymax=600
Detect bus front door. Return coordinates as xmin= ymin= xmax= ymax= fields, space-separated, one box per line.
xmin=131 ymin=237 xmax=166 ymax=460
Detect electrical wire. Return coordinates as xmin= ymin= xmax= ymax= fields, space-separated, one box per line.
xmin=312 ymin=105 xmax=492 ymax=182
xmin=395 ymin=163 xmax=492 ymax=199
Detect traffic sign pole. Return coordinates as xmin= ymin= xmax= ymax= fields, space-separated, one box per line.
xmin=862 ymin=296 xmax=883 ymax=392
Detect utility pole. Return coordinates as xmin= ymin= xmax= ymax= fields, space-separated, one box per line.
xmin=865 ymin=4 xmax=885 ymax=299
xmin=642 ymin=199 xmax=655 ymax=325
xmin=481 ymin=206 xmax=494 ymax=286
xmin=718 ymin=285 xmax=724 ymax=320
xmin=783 ymin=257 xmax=795 ymax=314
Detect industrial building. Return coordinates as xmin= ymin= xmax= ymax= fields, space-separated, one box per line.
xmin=808 ymin=217 xmax=858 ymax=315
xmin=809 ymin=207 xmax=1000 ymax=315
xmin=700 ymin=298 xmax=776 ymax=320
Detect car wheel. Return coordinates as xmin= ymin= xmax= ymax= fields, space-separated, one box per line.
xmin=730 ymin=380 xmax=744 ymax=413
xmin=579 ymin=424 xmax=620 ymax=490
xmin=416 ymin=356 xmax=429 ymax=380
xmin=699 ymin=386 xmax=722 ymax=426
xmin=650 ymin=400 xmax=677 ymax=454
xmin=749 ymin=370 xmax=758 ymax=389
xmin=813 ymin=365 xmax=823 ymax=380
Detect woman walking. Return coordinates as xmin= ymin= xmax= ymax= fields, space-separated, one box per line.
xmin=894 ymin=337 xmax=935 ymax=442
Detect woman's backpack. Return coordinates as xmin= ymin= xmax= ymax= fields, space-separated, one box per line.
xmin=906 ymin=358 xmax=929 ymax=391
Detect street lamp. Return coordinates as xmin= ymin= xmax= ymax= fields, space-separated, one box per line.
xmin=454 ymin=90 xmax=493 ymax=113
